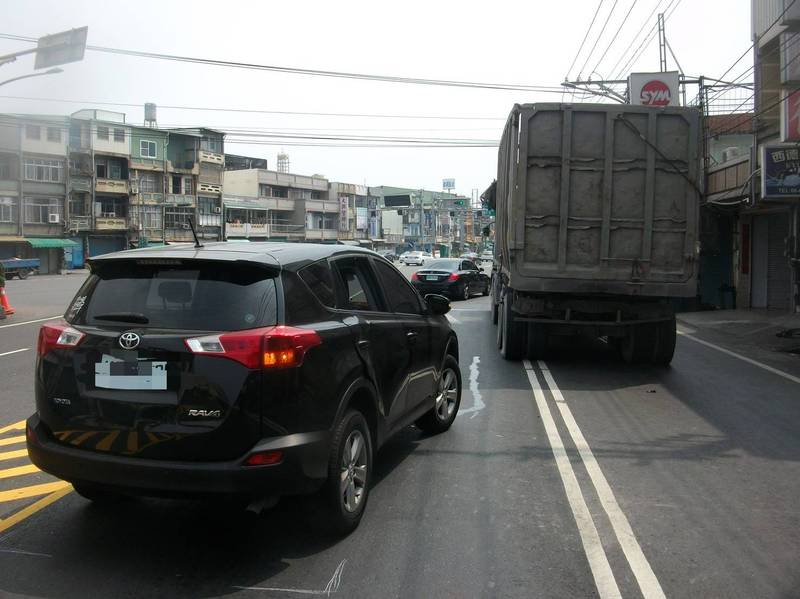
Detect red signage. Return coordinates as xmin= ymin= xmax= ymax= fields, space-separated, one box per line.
xmin=640 ymin=80 xmax=672 ymax=106
xmin=784 ymin=89 xmax=800 ymax=141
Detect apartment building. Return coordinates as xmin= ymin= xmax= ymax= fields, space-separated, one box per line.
xmin=0 ymin=113 xmax=76 ymax=273
xmin=222 ymin=167 xmax=335 ymax=241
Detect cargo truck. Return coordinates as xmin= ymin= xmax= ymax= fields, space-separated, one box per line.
xmin=489 ymin=103 xmax=702 ymax=365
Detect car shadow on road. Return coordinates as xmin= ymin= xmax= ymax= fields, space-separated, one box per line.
xmin=0 ymin=427 xmax=436 ymax=599
xmin=537 ymin=335 xmax=800 ymax=463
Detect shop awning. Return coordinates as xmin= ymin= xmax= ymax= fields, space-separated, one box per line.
xmin=25 ymin=238 xmax=80 ymax=248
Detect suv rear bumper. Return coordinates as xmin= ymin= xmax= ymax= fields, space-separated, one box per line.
xmin=26 ymin=414 xmax=330 ymax=498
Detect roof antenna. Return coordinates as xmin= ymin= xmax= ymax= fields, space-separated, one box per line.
xmin=186 ymin=216 xmax=203 ymax=248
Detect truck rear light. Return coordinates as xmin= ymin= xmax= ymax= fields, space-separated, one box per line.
xmin=37 ymin=321 xmax=86 ymax=356
xmin=244 ymin=450 xmax=284 ymax=466
xmin=448 ymin=273 xmax=460 ymax=282
xmin=185 ymin=326 xmax=321 ymax=370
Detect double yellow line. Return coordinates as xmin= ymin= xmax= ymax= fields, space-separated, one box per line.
xmin=0 ymin=419 xmax=72 ymax=535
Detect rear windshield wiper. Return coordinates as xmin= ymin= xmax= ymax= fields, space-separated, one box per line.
xmin=92 ymin=312 xmax=150 ymax=324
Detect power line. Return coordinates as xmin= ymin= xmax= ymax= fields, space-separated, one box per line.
xmin=614 ymin=0 xmax=680 ymax=79
xmin=0 ymin=32 xmax=566 ymax=94
xmin=565 ymin=0 xmax=605 ymax=80
xmin=0 ymin=93 xmax=506 ymax=121
xmin=577 ymin=0 xmax=620 ymax=80
xmin=606 ymin=0 xmax=664 ymax=78
xmin=591 ymin=0 xmax=639 ymax=77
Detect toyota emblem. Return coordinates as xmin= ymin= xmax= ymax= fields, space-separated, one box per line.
xmin=119 ymin=331 xmax=141 ymax=350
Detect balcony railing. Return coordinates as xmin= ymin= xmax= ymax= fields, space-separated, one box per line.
xmin=138 ymin=192 xmax=163 ymax=203
xmin=167 ymin=160 xmax=198 ymax=174
xmin=304 ymin=199 xmax=340 ymax=213
xmin=95 ymin=217 xmax=127 ymax=230
xmin=166 ymin=193 xmax=196 ymax=205
xmin=69 ymin=216 xmax=91 ymax=231
xmin=197 ymin=182 xmax=221 ymax=195
xmin=271 ymin=223 xmax=306 ymax=237
xmin=305 ymin=228 xmax=339 ymax=241
xmin=225 ymin=222 xmax=271 ymax=238
xmin=95 ymin=179 xmax=128 ymax=194
xmin=130 ymin=157 xmax=164 ymax=171
xmin=198 ymin=150 xmax=224 ymax=165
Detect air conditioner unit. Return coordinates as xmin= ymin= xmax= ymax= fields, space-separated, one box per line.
xmin=213 ymin=206 xmax=221 ymax=214
xmin=48 ymin=213 xmax=60 ymax=224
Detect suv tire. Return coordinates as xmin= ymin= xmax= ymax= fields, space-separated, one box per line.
xmin=416 ymin=355 xmax=462 ymax=434
xmin=317 ymin=409 xmax=373 ymax=536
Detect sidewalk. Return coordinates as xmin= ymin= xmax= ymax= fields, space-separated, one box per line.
xmin=677 ymin=309 xmax=800 ymax=365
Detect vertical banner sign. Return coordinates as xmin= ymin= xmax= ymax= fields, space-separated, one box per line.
xmin=339 ymin=197 xmax=349 ymax=231
xmin=761 ymin=144 xmax=800 ymax=199
xmin=782 ymin=89 xmax=800 ymax=141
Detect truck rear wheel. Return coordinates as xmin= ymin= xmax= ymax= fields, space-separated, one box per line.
xmin=620 ymin=324 xmax=656 ymax=365
xmin=499 ymin=297 xmax=525 ymax=360
xmin=17 ymin=269 xmax=29 ymax=280
xmin=653 ymin=317 xmax=676 ymax=365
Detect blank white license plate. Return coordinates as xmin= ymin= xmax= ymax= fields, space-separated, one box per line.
xmin=426 ymin=276 xmax=438 ymax=281
xmin=95 ymin=354 xmax=167 ymax=390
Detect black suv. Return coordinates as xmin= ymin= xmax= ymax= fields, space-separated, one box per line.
xmin=26 ymin=242 xmax=461 ymax=533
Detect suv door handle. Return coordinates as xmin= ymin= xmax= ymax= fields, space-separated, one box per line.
xmin=406 ymin=331 xmax=418 ymax=344
xmin=357 ymin=339 xmax=370 ymax=349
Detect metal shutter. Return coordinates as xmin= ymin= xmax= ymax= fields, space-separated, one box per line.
xmin=767 ymin=213 xmax=791 ymax=310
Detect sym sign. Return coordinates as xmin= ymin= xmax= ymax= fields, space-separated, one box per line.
xmin=628 ymin=71 xmax=680 ymax=107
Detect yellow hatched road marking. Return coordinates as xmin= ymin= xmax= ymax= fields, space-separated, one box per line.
xmin=0 ymin=464 xmax=39 ymax=480
xmin=0 ymin=435 xmax=25 ymax=447
xmin=0 ymin=486 xmax=73 ymax=534
xmin=0 ymin=448 xmax=28 ymax=461
xmin=0 ymin=481 xmax=71 ymax=503
xmin=0 ymin=420 xmax=25 ymax=435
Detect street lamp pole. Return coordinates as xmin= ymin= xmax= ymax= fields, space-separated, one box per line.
xmin=0 ymin=67 xmax=63 ymax=88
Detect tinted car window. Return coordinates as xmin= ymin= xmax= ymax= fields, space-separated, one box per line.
xmin=73 ymin=260 xmax=277 ymax=331
xmin=299 ymin=259 xmax=336 ymax=307
xmin=426 ymin=259 xmax=460 ymax=271
xmin=332 ymin=257 xmax=380 ymax=311
xmin=373 ymin=259 xmax=422 ymax=315
xmin=465 ymin=261 xmax=479 ymax=271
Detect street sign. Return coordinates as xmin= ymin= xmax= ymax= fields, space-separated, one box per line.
xmin=34 ymin=27 xmax=88 ymax=70
xmin=442 ymin=178 xmax=455 ymax=190
xmin=761 ymin=143 xmax=800 ymax=199
xmin=628 ymin=71 xmax=680 ymax=106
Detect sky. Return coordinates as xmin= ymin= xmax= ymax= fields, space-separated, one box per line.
xmin=0 ymin=0 xmax=751 ymax=198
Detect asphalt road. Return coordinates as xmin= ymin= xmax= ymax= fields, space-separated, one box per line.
xmin=0 ymin=267 xmax=799 ymax=598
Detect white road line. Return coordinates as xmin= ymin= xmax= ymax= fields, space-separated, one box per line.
xmin=679 ymin=332 xmax=800 ymax=385
xmin=0 ymin=316 xmax=61 ymax=330
xmin=459 ymin=356 xmax=485 ymax=418
xmin=0 ymin=348 xmax=28 ymax=358
xmin=445 ymin=314 xmax=461 ymax=324
xmin=522 ymin=360 xmax=621 ymax=599
xmin=538 ymin=360 xmax=666 ymax=599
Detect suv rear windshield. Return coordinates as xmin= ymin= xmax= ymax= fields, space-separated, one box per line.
xmin=69 ymin=260 xmax=277 ymax=331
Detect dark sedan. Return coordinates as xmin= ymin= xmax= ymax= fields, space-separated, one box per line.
xmin=411 ymin=258 xmax=490 ymax=301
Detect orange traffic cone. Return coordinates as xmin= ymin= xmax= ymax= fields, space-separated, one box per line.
xmin=0 ymin=287 xmax=15 ymax=316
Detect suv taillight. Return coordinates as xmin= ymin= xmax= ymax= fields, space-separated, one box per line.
xmin=411 ymin=272 xmax=419 ymax=281
xmin=185 ymin=326 xmax=321 ymax=370
xmin=37 ymin=321 xmax=86 ymax=356
xmin=448 ymin=273 xmax=460 ymax=282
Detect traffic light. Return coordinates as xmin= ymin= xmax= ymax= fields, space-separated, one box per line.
xmin=454 ymin=199 xmax=465 ymax=206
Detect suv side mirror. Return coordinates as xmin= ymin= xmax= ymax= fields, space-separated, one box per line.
xmin=425 ymin=294 xmax=451 ymax=316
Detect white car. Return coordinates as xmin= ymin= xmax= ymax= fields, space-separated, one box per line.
xmin=480 ymin=251 xmax=494 ymax=263
xmin=401 ymin=251 xmax=432 ymax=266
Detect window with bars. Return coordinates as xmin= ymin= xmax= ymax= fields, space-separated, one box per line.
xmin=113 ymin=128 xmax=125 ymax=142
xmin=201 ymin=137 xmax=222 ymax=153
xmin=131 ymin=205 xmax=163 ymax=229
xmin=24 ymin=197 xmax=62 ymax=224
xmin=138 ymin=172 xmax=159 ymax=193
xmin=47 ymin=127 xmax=61 ymax=142
xmin=24 ymin=158 xmax=64 ymax=182
xmin=0 ymin=197 xmax=16 ymax=223
xmin=164 ymin=206 xmax=193 ymax=229
xmin=97 ymin=126 xmax=109 ymax=140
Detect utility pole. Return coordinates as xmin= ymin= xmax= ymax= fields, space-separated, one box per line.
xmin=658 ymin=13 xmax=667 ymax=73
